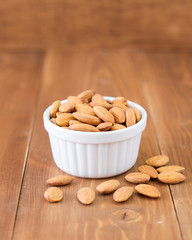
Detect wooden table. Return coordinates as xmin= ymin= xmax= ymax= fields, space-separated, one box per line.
xmin=1 ymin=50 xmax=192 ymax=240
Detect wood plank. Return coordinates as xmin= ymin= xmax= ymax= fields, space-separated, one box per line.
xmin=0 ymin=53 xmax=44 ymax=240
xmin=13 ymin=51 xmax=181 ymax=240
xmin=1 ymin=1 xmax=192 ymax=50
xmin=132 ymin=53 xmax=192 ymax=240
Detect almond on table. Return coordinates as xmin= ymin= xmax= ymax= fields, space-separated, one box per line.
xmin=138 ymin=165 xmax=158 ymax=179
xmin=113 ymin=186 xmax=134 ymax=203
xmin=135 ymin=184 xmax=160 ymax=198
xmin=146 ymin=155 xmax=169 ymax=167
xmin=157 ymin=165 xmax=185 ymax=173
xmin=125 ymin=172 xmax=150 ymax=184
xmin=77 ymin=187 xmax=95 ymax=205
xmin=44 ymin=187 xmax=63 ymax=203
xmin=158 ymin=171 xmax=186 ymax=184
xmin=96 ymin=180 xmax=120 ymax=194
xmin=47 ymin=175 xmax=75 ymax=186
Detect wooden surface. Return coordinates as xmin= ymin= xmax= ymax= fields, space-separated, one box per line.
xmin=1 ymin=1 xmax=192 ymax=51
xmin=0 ymin=50 xmax=192 ymax=240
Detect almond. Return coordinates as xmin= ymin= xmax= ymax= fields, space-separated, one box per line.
xmin=94 ymin=106 xmax=115 ymax=124
xmin=91 ymin=94 xmax=112 ymax=109
xmin=132 ymin=107 xmax=141 ymax=122
xmin=44 ymin=187 xmax=63 ymax=202
xmin=146 ymin=155 xmax=169 ymax=167
xmin=50 ymin=118 xmax=57 ymax=125
xmin=112 ymin=102 xmax=129 ymax=112
xmin=67 ymin=96 xmax=82 ymax=106
xmin=77 ymin=187 xmax=95 ymax=205
xmin=50 ymin=100 xmax=61 ymax=118
xmin=109 ymin=107 xmax=125 ymax=123
xmin=47 ymin=175 xmax=75 ymax=186
xmin=73 ymin=112 xmax=101 ymax=125
xmin=69 ymin=120 xmax=84 ymax=125
xmin=113 ymin=186 xmax=133 ymax=202
xmin=96 ymin=180 xmax=120 ymax=194
xmin=97 ymin=122 xmax=112 ymax=131
xmin=125 ymin=172 xmax=150 ymax=184
xmin=69 ymin=123 xmax=99 ymax=132
xmin=158 ymin=171 xmax=186 ymax=184
xmin=126 ymin=108 xmax=136 ymax=127
xmin=113 ymin=97 xmax=129 ymax=107
xmin=75 ymin=104 xmax=96 ymax=116
xmin=77 ymin=89 xmax=95 ymax=102
xmin=56 ymin=111 xmax=63 ymax=117
xmin=135 ymin=184 xmax=160 ymax=198
xmin=138 ymin=165 xmax=158 ymax=179
xmin=110 ymin=123 xmax=126 ymax=131
xmin=59 ymin=102 xmax=74 ymax=113
xmin=157 ymin=165 xmax=185 ymax=173
xmin=56 ymin=113 xmax=75 ymax=127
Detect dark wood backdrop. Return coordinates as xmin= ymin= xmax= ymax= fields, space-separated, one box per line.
xmin=1 ymin=0 xmax=192 ymax=51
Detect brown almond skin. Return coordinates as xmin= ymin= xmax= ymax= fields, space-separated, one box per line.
xmin=77 ymin=187 xmax=95 ymax=205
xmin=96 ymin=180 xmax=120 ymax=194
xmin=77 ymin=90 xmax=95 ymax=102
xmin=158 ymin=171 xmax=186 ymax=184
xmin=75 ymin=103 xmax=96 ymax=116
xmin=47 ymin=175 xmax=75 ymax=186
xmin=94 ymin=106 xmax=115 ymax=124
xmin=50 ymin=118 xmax=57 ymax=125
xmin=135 ymin=184 xmax=160 ymax=198
xmin=59 ymin=102 xmax=74 ymax=113
xmin=125 ymin=172 xmax=150 ymax=184
xmin=69 ymin=120 xmax=84 ymax=125
xmin=138 ymin=165 xmax=158 ymax=179
xmin=157 ymin=165 xmax=185 ymax=173
xmin=67 ymin=96 xmax=82 ymax=106
xmin=56 ymin=113 xmax=75 ymax=127
xmin=132 ymin=107 xmax=141 ymax=122
xmin=69 ymin=123 xmax=99 ymax=132
xmin=113 ymin=186 xmax=134 ymax=202
xmin=97 ymin=122 xmax=112 ymax=131
xmin=50 ymin=100 xmax=61 ymax=118
xmin=113 ymin=97 xmax=129 ymax=107
xmin=110 ymin=123 xmax=126 ymax=131
xmin=90 ymin=101 xmax=112 ymax=110
xmin=109 ymin=107 xmax=125 ymax=124
xmin=146 ymin=155 xmax=169 ymax=167
xmin=126 ymin=108 xmax=136 ymax=127
xmin=44 ymin=187 xmax=63 ymax=202
xmin=112 ymin=102 xmax=129 ymax=112
xmin=73 ymin=112 xmax=101 ymax=125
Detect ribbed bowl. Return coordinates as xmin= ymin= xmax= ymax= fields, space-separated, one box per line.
xmin=43 ymin=97 xmax=147 ymax=178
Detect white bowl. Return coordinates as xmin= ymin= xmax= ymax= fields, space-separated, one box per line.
xmin=43 ymin=97 xmax=147 ymax=178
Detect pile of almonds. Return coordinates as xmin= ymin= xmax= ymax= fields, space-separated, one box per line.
xmin=49 ymin=90 xmax=141 ymax=132
xmin=44 ymin=155 xmax=186 ymax=204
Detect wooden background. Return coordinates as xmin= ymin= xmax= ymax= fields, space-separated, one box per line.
xmin=0 ymin=1 xmax=192 ymax=240
xmin=0 ymin=0 xmax=192 ymax=51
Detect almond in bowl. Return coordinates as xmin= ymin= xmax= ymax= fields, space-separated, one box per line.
xmin=43 ymin=90 xmax=147 ymax=178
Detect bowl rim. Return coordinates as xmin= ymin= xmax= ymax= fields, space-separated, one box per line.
xmin=43 ymin=97 xmax=147 ymax=144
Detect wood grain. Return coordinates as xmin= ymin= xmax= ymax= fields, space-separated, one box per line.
xmin=133 ymin=53 xmax=192 ymax=240
xmin=1 ymin=1 xmax=192 ymax=50
xmin=0 ymin=53 xmax=44 ymax=240
xmin=13 ymin=51 xmax=181 ymax=240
